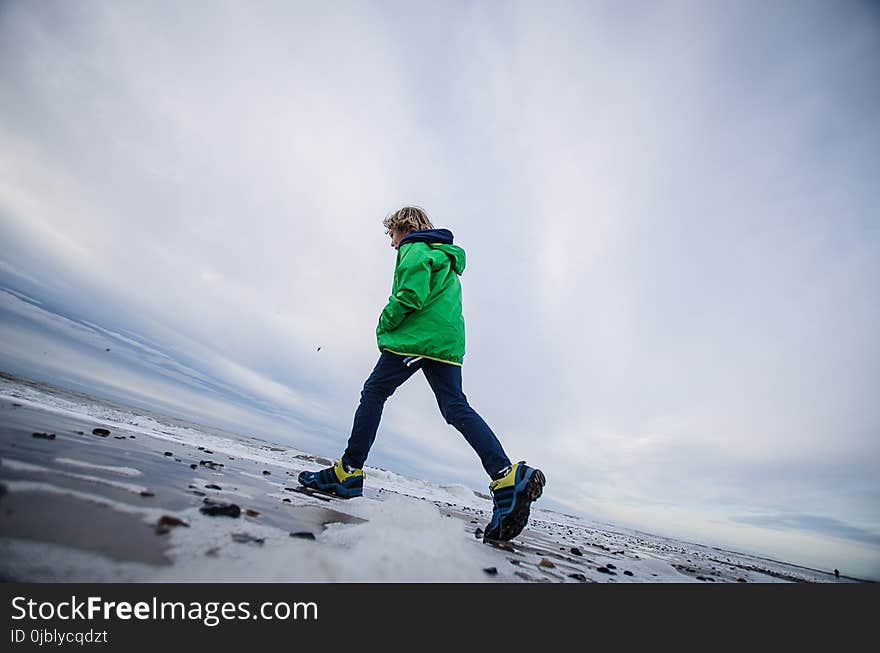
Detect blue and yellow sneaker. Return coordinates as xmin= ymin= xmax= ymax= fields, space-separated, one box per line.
xmin=483 ymin=461 xmax=545 ymax=542
xmin=297 ymin=459 xmax=364 ymax=498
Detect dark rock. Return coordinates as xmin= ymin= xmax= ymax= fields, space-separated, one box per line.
xmin=190 ymin=464 xmax=198 ymax=469
xmin=245 ymin=509 xmax=260 ymax=517
xmin=129 ymin=435 xmax=135 ymax=439
xmin=597 ymin=566 xmax=615 ymax=574
xmin=92 ymin=428 xmax=111 ymax=437
xmin=623 ymin=570 xmax=634 ymax=576
xmin=32 ymin=432 xmax=56 ymax=440
xmin=568 ymin=573 xmax=587 ymax=582
xmin=231 ymin=532 xmax=264 ymax=545
xmin=570 ymin=547 xmax=583 ymax=556
xmin=282 ymin=498 xmax=291 ymax=503
xmin=105 ymin=348 xmax=110 ymax=351
xmin=12 ymin=403 xmax=22 ymax=407
xmin=189 ymin=490 xmax=206 ymax=496
xmin=262 ymin=470 xmax=271 ymax=475
xmin=205 ymin=484 xmax=222 ymax=490
xmin=290 ymin=532 xmax=316 ymax=540
xmin=607 ymin=563 xmax=616 ymax=569
xmin=539 ymin=558 xmax=556 ymax=568
xmin=737 ymin=577 xmax=748 ymax=583
xmin=474 ymin=527 xmax=484 ymax=538
xmin=198 ymin=446 xmax=205 ymax=451
xmin=155 ymin=515 xmax=189 ymax=535
xmin=204 ymin=450 xmax=213 ymax=454
xmin=483 ymin=567 xmax=498 ymax=576
xmin=200 ymin=500 xmax=240 ymax=517
xmin=114 ymin=436 xmax=126 ymax=439
xmin=139 ymin=490 xmax=155 ymax=497
xmin=76 ymin=431 xmax=84 ymax=435
xmin=164 ymin=452 xmax=173 ymax=457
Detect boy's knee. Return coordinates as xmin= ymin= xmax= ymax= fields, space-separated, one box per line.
xmin=440 ymin=399 xmax=471 ymax=424
xmin=361 ymin=383 xmax=389 ymax=403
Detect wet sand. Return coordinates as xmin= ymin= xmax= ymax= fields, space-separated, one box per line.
xmin=0 ymin=391 xmax=861 ymax=583
xmin=0 ymin=397 xmax=360 ymax=580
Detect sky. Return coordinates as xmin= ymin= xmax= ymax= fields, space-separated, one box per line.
xmin=1 ymin=0 xmax=879 ymax=579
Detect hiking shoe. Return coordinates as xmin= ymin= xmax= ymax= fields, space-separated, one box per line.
xmin=483 ymin=461 xmax=545 ymax=542
xmin=297 ymin=459 xmax=364 ymax=498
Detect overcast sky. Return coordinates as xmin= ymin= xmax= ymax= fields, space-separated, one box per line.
xmin=1 ymin=1 xmax=878 ymax=579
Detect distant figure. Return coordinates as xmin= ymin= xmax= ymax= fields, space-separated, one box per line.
xmin=297 ymin=205 xmax=545 ymax=542
xmin=834 ymin=568 xmax=840 ymax=580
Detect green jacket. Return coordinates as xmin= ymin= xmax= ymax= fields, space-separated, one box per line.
xmin=376 ymin=229 xmax=466 ymax=365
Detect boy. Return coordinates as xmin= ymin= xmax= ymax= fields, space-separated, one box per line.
xmin=299 ymin=206 xmax=545 ymax=542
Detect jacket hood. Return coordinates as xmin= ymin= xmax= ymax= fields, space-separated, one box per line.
xmin=399 ymin=228 xmax=454 ymax=246
xmin=400 ymin=229 xmax=466 ymax=275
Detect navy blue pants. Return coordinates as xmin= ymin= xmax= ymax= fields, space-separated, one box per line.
xmin=342 ymin=351 xmax=511 ymax=477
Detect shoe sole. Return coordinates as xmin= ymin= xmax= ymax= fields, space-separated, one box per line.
xmin=484 ymin=468 xmax=546 ymax=542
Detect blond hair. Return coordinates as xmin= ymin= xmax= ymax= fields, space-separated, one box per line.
xmin=382 ymin=206 xmax=434 ymax=235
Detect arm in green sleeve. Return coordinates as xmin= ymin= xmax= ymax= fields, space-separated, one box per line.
xmin=378 ymin=246 xmax=432 ymax=332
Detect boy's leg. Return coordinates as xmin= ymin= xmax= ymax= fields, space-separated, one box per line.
xmin=421 ymin=360 xmax=511 ymax=477
xmin=342 ymin=351 xmax=423 ymax=469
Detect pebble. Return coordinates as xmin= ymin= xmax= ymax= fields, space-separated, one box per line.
xmin=155 ymin=515 xmax=189 ymax=535
xmin=200 ymin=500 xmax=240 ymax=517
xmin=31 ymin=432 xmax=56 ymax=440
xmin=290 ymin=532 xmax=316 ymax=540
xmin=92 ymin=428 xmax=110 ymax=437
xmin=231 ymin=532 xmax=264 ymax=545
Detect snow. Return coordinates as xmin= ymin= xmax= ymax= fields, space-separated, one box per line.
xmin=54 ymin=457 xmax=143 ymax=477
xmin=0 ymin=376 xmax=858 ymax=583
xmin=1 ymin=457 xmax=150 ymax=495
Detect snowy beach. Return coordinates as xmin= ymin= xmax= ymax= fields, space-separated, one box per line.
xmin=0 ymin=374 xmax=858 ymax=584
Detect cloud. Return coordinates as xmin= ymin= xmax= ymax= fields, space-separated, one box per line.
xmin=731 ymin=513 xmax=880 ymax=548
